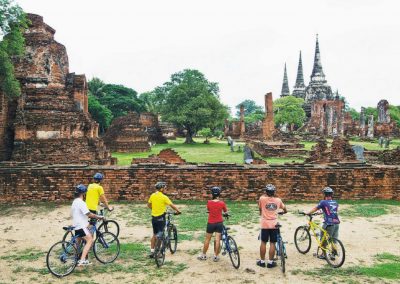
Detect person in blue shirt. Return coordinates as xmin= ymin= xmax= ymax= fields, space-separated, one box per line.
xmin=305 ymin=187 xmax=340 ymax=259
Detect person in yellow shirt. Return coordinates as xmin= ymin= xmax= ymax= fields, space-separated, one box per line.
xmin=86 ymin=173 xmax=113 ymax=224
xmin=147 ymin=181 xmax=180 ymax=258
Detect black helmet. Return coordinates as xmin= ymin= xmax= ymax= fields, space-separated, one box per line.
xmin=155 ymin=181 xmax=166 ymax=190
xmin=211 ymin=186 xmax=221 ymax=197
xmin=75 ymin=184 xmax=87 ymax=194
xmin=323 ymin=187 xmax=334 ymax=195
xmin=264 ymin=184 xmax=276 ymax=194
xmin=93 ymin=172 xmax=104 ymax=181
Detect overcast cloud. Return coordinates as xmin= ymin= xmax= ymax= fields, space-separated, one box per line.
xmin=16 ymin=0 xmax=400 ymax=114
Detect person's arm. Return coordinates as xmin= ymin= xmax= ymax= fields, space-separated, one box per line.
xmin=169 ymin=203 xmax=181 ymax=214
xmin=147 ymin=195 xmax=152 ymax=209
xmin=258 ymin=199 xmax=262 ymax=216
xmin=86 ymin=212 xmax=104 ymax=220
xmin=100 ymin=194 xmax=113 ymax=211
xmin=305 ymin=206 xmax=319 ymax=215
xmin=281 ymin=201 xmax=288 ymax=214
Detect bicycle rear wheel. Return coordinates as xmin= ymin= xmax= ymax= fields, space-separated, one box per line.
xmin=168 ymin=225 xmax=178 ymax=254
xmin=46 ymin=241 xmax=78 ymax=277
xmin=93 ymin=232 xmax=120 ymax=264
xmin=279 ymin=241 xmax=286 ymax=273
xmin=294 ymin=226 xmax=311 ymax=254
xmin=98 ymin=220 xmax=120 ymax=238
xmin=154 ymin=237 xmax=166 ymax=267
xmin=325 ymin=237 xmax=345 ymax=268
xmin=227 ymin=236 xmax=240 ymax=269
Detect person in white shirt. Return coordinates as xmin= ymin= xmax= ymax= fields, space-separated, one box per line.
xmin=72 ymin=184 xmax=104 ymax=266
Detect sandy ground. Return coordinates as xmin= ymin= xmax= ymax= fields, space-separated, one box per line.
xmin=0 ymin=203 xmax=399 ymax=284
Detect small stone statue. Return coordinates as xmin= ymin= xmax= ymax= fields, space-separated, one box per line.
xmin=384 ymin=138 xmax=390 ymax=149
xmin=243 ymin=144 xmax=254 ymax=164
xmin=378 ymin=136 xmax=384 ymax=148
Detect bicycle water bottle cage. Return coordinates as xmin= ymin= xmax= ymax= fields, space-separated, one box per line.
xmin=63 ymin=226 xmax=75 ymax=231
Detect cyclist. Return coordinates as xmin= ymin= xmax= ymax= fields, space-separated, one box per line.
xmin=147 ymin=181 xmax=181 ymax=258
xmin=72 ymin=184 xmax=104 ymax=266
xmin=197 ymin=186 xmax=228 ymax=262
xmin=86 ymin=173 xmax=113 ymax=225
xmin=304 ymin=186 xmax=340 ymax=259
xmin=257 ymin=184 xmax=287 ymax=268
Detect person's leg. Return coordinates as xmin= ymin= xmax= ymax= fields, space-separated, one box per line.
xmin=79 ymin=233 xmax=93 ymax=263
xmin=257 ymin=229 xmax=267 ymax=267
xmin=268 ymin=242 xmax=276 ymax=261
xmin=260 ymin=241 xmax=267 ymax=260
xmin=214 ymin=232 xmax=222 ymax=257
xmin=267 ymin=229 xmax=278 ymax=268
xmin=202 ymin=233 xmax=213 ymax=254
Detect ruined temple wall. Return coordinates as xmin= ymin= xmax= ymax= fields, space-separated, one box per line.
xmin=0 ymin=164 xmax=398 ymax=202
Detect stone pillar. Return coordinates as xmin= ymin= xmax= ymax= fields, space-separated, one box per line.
xmin=262 ymin=92 xmax=275 ymax=140
xmin=239 ymin=104 xmax=245 ymax=138
xmin=377 ymin=100 xmax=390 ymax=123
xmin=367 ymin=115 xmax=374 ymax=138
xmin=224 ymin=119 xmax=229 ymax=137
xmin=360 ymin=107 xmax=366 ymax=137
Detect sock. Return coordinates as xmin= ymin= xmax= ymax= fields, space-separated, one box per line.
xmin=150 ymin=249 xmax=154 ymax=253
xmin=268 ymin=260 xmax=274 ymax=264
xmin=259 ymin=260 xmax=265 ymax=263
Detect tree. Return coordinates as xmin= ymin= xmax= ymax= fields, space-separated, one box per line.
xmin=244 ymin=109 xmax=265 ymax=124
xmin=88 ymin=77 xmax=106 ymax=98
xmin=235 ymin=99 xmax=263 ymax=117
xmin=348 ymin=108 xmax=360 ymax=121
xmin=139 ymin=91 xmax=160 ymax=113
xmin=198 ymin=127 xmax=212 ymax=143
xmin=0 ymin=0 xmax=28 ymax=99
xmin=155 ymin=69 xmax=229 ymax=143
xmin=388 ymin=105 xmax=400 ymax=127
xmin=88 ymin=95 xmax=113 ymax=133
xmin=273 ymin=96 xmax=306 ymax=129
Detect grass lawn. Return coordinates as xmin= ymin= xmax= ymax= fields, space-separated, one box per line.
xmin=113 ymin=138 xmax=305 ymax=166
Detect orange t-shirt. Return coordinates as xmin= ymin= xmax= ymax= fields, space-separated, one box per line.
xmin=258 ymin=195 xmax=285 ymax=229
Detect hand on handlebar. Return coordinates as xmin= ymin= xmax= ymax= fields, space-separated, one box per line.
xmin=174 ymin=211 xmax=181 ymax=215
xmin=108 ymin=206 xmax=114 ymax=212
xmin=278 ymin=211 xmax=287 ymax=215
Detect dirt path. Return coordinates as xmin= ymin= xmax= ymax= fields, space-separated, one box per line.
xmin=0 ymin=203 xmax=399 ymax=284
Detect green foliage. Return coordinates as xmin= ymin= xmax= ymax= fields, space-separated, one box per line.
xmin=139 ymin=91 xmax=161 ymax=113
xmin=0 ymin=0 xmax=28 ymax=99
xmin=88 ymin=95 xmax=113 ymax=133
xmin=389 ymin=105 xmax=400 ymax=127
xmin=244 ymin=110 xmax=265 ymax=124
xmin=274 ymin=96 xmax=306 ymax=127
xmin=197 ymin=127 xmax=212 ymax=140
xmin=364 ymin=107 xmax=378 ymax=121
xmin=153 ymin=69 xmax=229 ymax=143
xmin=213 ymin=129 xmax=224 ymax=137
xmin=348 ymin=108 xmax=360 ymax=121
xmin=235 ymin=99 xmax=263 ymax=117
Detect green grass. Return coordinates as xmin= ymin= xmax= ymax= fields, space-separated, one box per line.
xmin=0 ymin=248 xmax=44 ymax=261
xmin=340 ymin=203 xmax=390 ymax=218
xmin=349 ymin=139 xmax=400 ymax=151
xmin=291 ymin=253 xmax=400 ymax=280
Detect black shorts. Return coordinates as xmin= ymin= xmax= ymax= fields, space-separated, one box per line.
xmin=89 ymin=209 xmax=97 ymax=225
xmin=206 ymin=222 xmax=223 ymax=234
xmin=152 ymin=214 xmax=166 ymax=235
xmin=260 ymin=229 xmax=278 ymax=243
xmin=75 ymin=228 xmax=90 ymax=238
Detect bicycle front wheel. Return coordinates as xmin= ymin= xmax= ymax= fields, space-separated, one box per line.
xmin=279 ymin=241 xmax=286 ymax=273
xmin=62 ymin=231 xmax=75 ymax=248
xmin=93 ymin=232 xmax=120 ymax=264
xmin=168 ymin=225 xmax=178 ymax=254
xmin=325 ymin=237 xmax=345 ymax=268
xmin=294 ymin=226 xmax=311 ymax=254
xmin=227 ymin=236 xmax=240 ymax=269
xmin=98 ymin=220 xmax=120 ymax=238
xmin=154 ymin=238 xmax=166 ymax=267
xmin=46 ymin=241 xmax=78 ymax=277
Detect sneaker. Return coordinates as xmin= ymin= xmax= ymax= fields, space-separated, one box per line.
xmin=77 ymin=260 xmax=91 ymax=266
xmin=213 ymin=256 xmax=220 ymax=262
xmin=267 ymin=261 xmax=277 ymax=268
xmin=317 ymin=254 xmax=326 ymax=260
xmin=256 ymin=260 xmax=266 ymax=267
xmin=197 ymin=254 xmax=207 ymax=261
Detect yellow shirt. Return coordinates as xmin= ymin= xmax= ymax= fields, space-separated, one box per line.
xmin=86 ymin=183 xmax=105 ymax=211
xmin=148 ymin=191 xmax=172 ymax=217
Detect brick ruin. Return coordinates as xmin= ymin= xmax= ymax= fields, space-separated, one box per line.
xmin=131 ymin=148 xmax=186 ymax=164
xmin=262 ymin=92 xmax=275 ymax=140
xmin=159 ymin=122 xmax=178 ymax=139
xmin=139 ymin=112 xmax=167 ymax=144
xmin=224 ymin=105 xmax=245 ymax=139
xmin=0 ymin=163 xmax=398 ymax=202
xmin=373 ymin=100 xmax=399 ymax=138
xmin=0 ymin=14 xmax=115 ymax=165
xmin=306 ymin=137 xmax=357 ymax=164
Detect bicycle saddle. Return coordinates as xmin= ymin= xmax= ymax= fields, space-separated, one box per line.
xmin=63 ymin=226 xmax=75 ymax=231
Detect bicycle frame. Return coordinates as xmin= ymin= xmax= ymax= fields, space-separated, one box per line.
xmin=305 ymin=217 xmax=330 ymax=253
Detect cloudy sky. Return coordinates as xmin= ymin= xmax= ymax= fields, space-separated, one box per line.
xmin=16 ymin=0 xmax=400 ymax=114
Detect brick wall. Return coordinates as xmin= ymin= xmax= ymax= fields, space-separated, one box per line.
xmin=0 ymin=163 xmax=398 ymax=202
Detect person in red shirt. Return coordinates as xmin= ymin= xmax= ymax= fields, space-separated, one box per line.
xmin=197 ymin=186 xmax=228 ymax=262
xmin=257 ymin=184 xmax=287 ymax=268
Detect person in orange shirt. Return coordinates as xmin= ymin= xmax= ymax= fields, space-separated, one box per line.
xmin=257 ymin=184 xmax=287 ymax=268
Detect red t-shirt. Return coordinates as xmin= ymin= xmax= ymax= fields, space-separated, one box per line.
xmin=207 ymin=200 xmax=227 ymax=224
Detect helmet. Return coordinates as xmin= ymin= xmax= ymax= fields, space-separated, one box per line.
xmin=323 ymin=187 xmax=334 ymax=195
xmin=93 ymin=173 xmax=104 ymax=181
xmin=265 ymin=184 xmax=276 ymax=194
xmin=155 ymin=181 xmax=166 ymax=190
xmin=211 ymin=186 xmax=221 ymax=196
xmin=75 ymin=184 xmax=87 ymax=194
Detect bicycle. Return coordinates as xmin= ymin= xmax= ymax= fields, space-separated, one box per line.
xmin=214 ymin=214 xmax=240 ymax=269
xmin=294 ymin=212 xmax=345 ymax=268
xmin=275 ymin=212 xmax=288 ymax=273
xmin=154 ymin=211 xmax=180 ymax=267
xmin=62 ymin=205 xmax=119 ymax=244
xmin=46 ymin=216 xmax=120 ymax=277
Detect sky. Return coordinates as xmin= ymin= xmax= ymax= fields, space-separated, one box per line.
xmin=15 ymin=0 xmax=400 ymax=115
